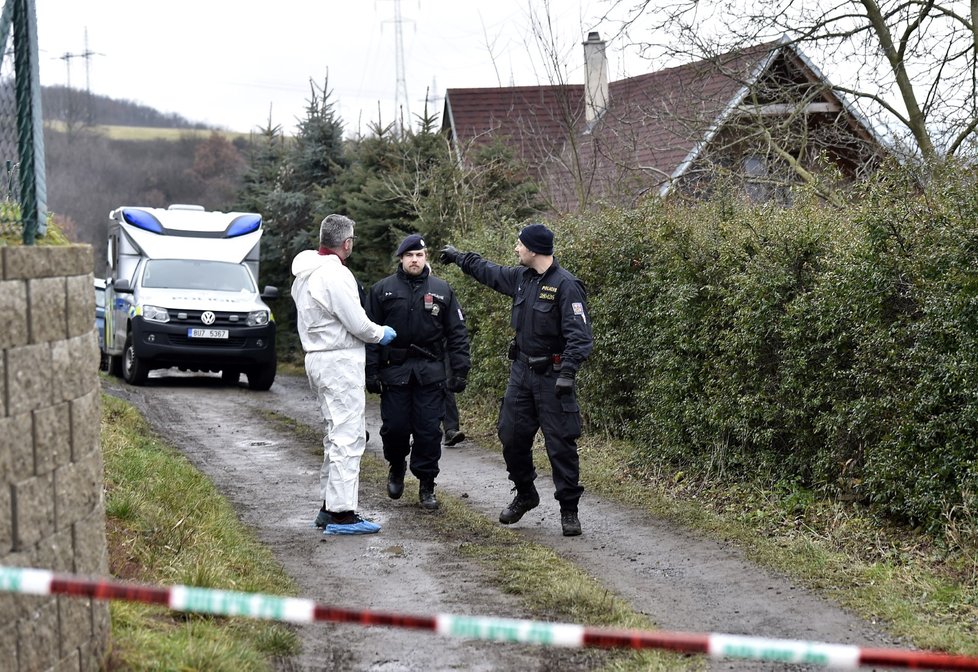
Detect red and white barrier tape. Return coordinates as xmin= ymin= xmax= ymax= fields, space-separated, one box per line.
xmin=2 ymin=566 xmax=976 ymax=670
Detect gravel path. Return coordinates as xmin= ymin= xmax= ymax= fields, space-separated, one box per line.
xmin=103 ymin=371 xmax=904 ymax=671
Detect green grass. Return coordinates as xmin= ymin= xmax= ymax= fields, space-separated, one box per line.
xmin=276 ymin=360 xmax=306 ymax=377
xmin=100 ymin=394 xmax=300 ymax=671
xmin=261 ymin=407 xmax=700 ymax=671
xmin=0 ymin=213 xmax=72 ymax=245
xmin=427 ymin=496 xmax=702 ymax=671
xmin=100 ymin=125 xmax=250 ymax=141
xmin=102 ymin=377 xmax=977 ymax=669
xmin=461 ymin=395 xmax=978 ymax=657
xmin=44 ymin=119 xmax=250 ymax=141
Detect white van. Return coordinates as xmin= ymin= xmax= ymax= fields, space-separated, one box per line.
xmin=102 ymin=204 xmax=278 ymax=390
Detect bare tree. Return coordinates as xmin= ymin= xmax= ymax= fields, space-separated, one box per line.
xmin=526 ymin=0 xmax=602 ymax=212
xmin=604 ymin=0 xmax=978 ymax=166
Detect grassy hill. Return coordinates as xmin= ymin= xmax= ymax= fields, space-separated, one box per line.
xmin=44 ymin=119 xmax=251 ymax=142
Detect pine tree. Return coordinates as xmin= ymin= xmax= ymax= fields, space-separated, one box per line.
xmin=234 ymin=79 xmax=349 ymax=360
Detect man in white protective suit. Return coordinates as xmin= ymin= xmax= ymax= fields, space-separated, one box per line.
xmin=291 ymin=213 xmax=397 ymax=536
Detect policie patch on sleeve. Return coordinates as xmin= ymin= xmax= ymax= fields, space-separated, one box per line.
xmin=572 ymin=302 xmax=587 ymax=323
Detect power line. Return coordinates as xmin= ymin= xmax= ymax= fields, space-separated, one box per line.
xmin=393 ymin=0 xmax=408 ymax=120
xmin=380 ymin=0 xmax=415 ymax=128
xmin=55 ymin=28 xmax=102 ymax=91
xmin=54 ymin=28 xmax=102 ymax=125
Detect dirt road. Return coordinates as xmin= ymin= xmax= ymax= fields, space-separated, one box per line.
xmin=102 ymin=371 xmax=904 ymax=671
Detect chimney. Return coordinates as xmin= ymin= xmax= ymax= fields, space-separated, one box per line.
xmin=583 ymin=31 xmax=609 ymax=125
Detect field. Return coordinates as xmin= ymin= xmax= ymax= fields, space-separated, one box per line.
xmin=44 ymin=120 xmax=251 ymax=141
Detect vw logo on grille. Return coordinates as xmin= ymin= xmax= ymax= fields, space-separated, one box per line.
xmin=201 ymin=311 xmax=217 ymax=325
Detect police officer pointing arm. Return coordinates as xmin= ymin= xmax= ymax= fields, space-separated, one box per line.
xmin=439 ymin=223 xmax=593 ymax=536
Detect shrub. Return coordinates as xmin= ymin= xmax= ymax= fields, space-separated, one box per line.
xmin=454 ymin=165 xmax=978 ymax=535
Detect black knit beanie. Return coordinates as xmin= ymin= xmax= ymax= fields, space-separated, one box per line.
xmin=519 ymin=223 xmax=554 ymax=255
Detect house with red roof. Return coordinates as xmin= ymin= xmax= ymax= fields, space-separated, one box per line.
xmin=442 ymin=34 xmax=886 ymax=213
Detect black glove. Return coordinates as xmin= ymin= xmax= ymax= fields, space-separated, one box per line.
xmin=439 ymin=245 xmax=460 ymax=264
xmin=554 ymin=372 xmax=575 ymax=397
xmin=447 ymin=376 xmax=467 ymax=393
xmin=366 ymin=377 xmax=382 ymax=395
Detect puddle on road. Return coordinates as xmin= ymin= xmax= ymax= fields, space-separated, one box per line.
xmin=236 ymin=439 xmax=278 ymax=448
xmin=234 ymin=439 xmax=280 ymax=455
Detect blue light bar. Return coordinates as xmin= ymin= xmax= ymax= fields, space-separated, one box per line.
xmin=121 ymin=208 xmax=164 ymax=234
xmin=226 ymin=214 xmax=262 ymax=238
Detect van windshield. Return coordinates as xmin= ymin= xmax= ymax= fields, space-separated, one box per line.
xmin=141 ymin=259 xmax=257 ymax=292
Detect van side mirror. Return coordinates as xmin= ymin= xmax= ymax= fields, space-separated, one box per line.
xmin=113 ymin=278 xmax=133 ymax=293
xmin=261 ymin=285 xmax=279 ymax=300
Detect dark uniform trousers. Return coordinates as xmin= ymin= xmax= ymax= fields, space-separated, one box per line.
xmin=499 ymin=359 xmax=584 ymax=508
xmin=380 ymin=374 xmax=445 ymax=482
xmin=442 ymin=352 xmax=461 ymax=434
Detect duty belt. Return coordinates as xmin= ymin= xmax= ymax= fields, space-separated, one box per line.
xmin=385 ymin=343 xmax=442 ymax=364
xmin=516 ymin=351 xmax=562 ymax=373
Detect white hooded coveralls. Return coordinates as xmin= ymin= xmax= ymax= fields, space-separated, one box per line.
xmin=291 ymin=250 xmax=386 ymax=513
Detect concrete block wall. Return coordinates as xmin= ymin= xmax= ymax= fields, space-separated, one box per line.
xmin=0 ymin=245 xmax=110 ymax=672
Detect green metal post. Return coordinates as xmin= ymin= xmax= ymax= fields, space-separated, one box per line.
xmin=14 ymin=0 xmax=46 ymax=244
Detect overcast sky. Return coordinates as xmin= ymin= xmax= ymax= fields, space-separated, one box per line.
xmin=34 ymin=0 xmax=643 ymax=136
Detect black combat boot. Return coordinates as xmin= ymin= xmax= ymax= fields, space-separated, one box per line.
xmin=443 ymin=429 xmax=466 ymax=447
xmin=560 ymin=511 xmax=582 ymax=536
xmin=387 ymin=461 xmax=406 ymax=500
xmin=499 ymin=483 xmax=540 ymax=524
xmin=419 ymin=480 xmax=439 ymax=510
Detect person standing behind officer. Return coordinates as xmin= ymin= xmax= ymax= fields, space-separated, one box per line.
xmin=439 ymin=223 xmax=593 ymax=536
xmin=291 ymin=214 xmax=397 ymax=536
xmin=442 ymin=356 xmax=466 ymax=447
xmin=366 ymin=234 xmax=470 ymax=511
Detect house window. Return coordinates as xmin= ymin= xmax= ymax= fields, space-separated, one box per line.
xmin=743 ymin=155 xmax=768 ymax=202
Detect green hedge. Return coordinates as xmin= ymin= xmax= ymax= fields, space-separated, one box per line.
xmin=448 ymin=167 xmax=978 ymax=533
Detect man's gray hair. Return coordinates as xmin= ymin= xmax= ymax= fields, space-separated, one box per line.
xmin=319 ymin=214 xmax=355 ymax=248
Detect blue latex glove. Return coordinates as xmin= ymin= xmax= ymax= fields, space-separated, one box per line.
xmin=379 ymin=325 xmax=397 ymax=345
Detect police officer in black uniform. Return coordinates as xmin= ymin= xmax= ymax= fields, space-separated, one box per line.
xmin=439 ymin=223 xmax=593 ymax=536
xmin=366 ymin=234 xmax=470 ymax=511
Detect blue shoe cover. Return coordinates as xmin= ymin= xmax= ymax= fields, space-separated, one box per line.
xmin=323 ymin=519 xmax=381 ymax=535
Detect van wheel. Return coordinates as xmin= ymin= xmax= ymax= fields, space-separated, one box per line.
xmin=221 ymin=369 xmax=240 ymax=385
xmin=247 ymin=361 xmax=276 ymax=391
xmin=108 ymin=353 xmax=123 ymax=377
xmin=122 ymin=334 xmax=149 ymax=385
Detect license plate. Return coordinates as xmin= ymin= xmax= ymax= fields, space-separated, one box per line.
xmin=188 ymin=328 xmax=229 ymax=339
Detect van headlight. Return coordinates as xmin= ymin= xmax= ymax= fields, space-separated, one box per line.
xmin=247 ymin=310 xmax=270 ymax=326
xmin=142 ymin=305 xmax=170 ymax=323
